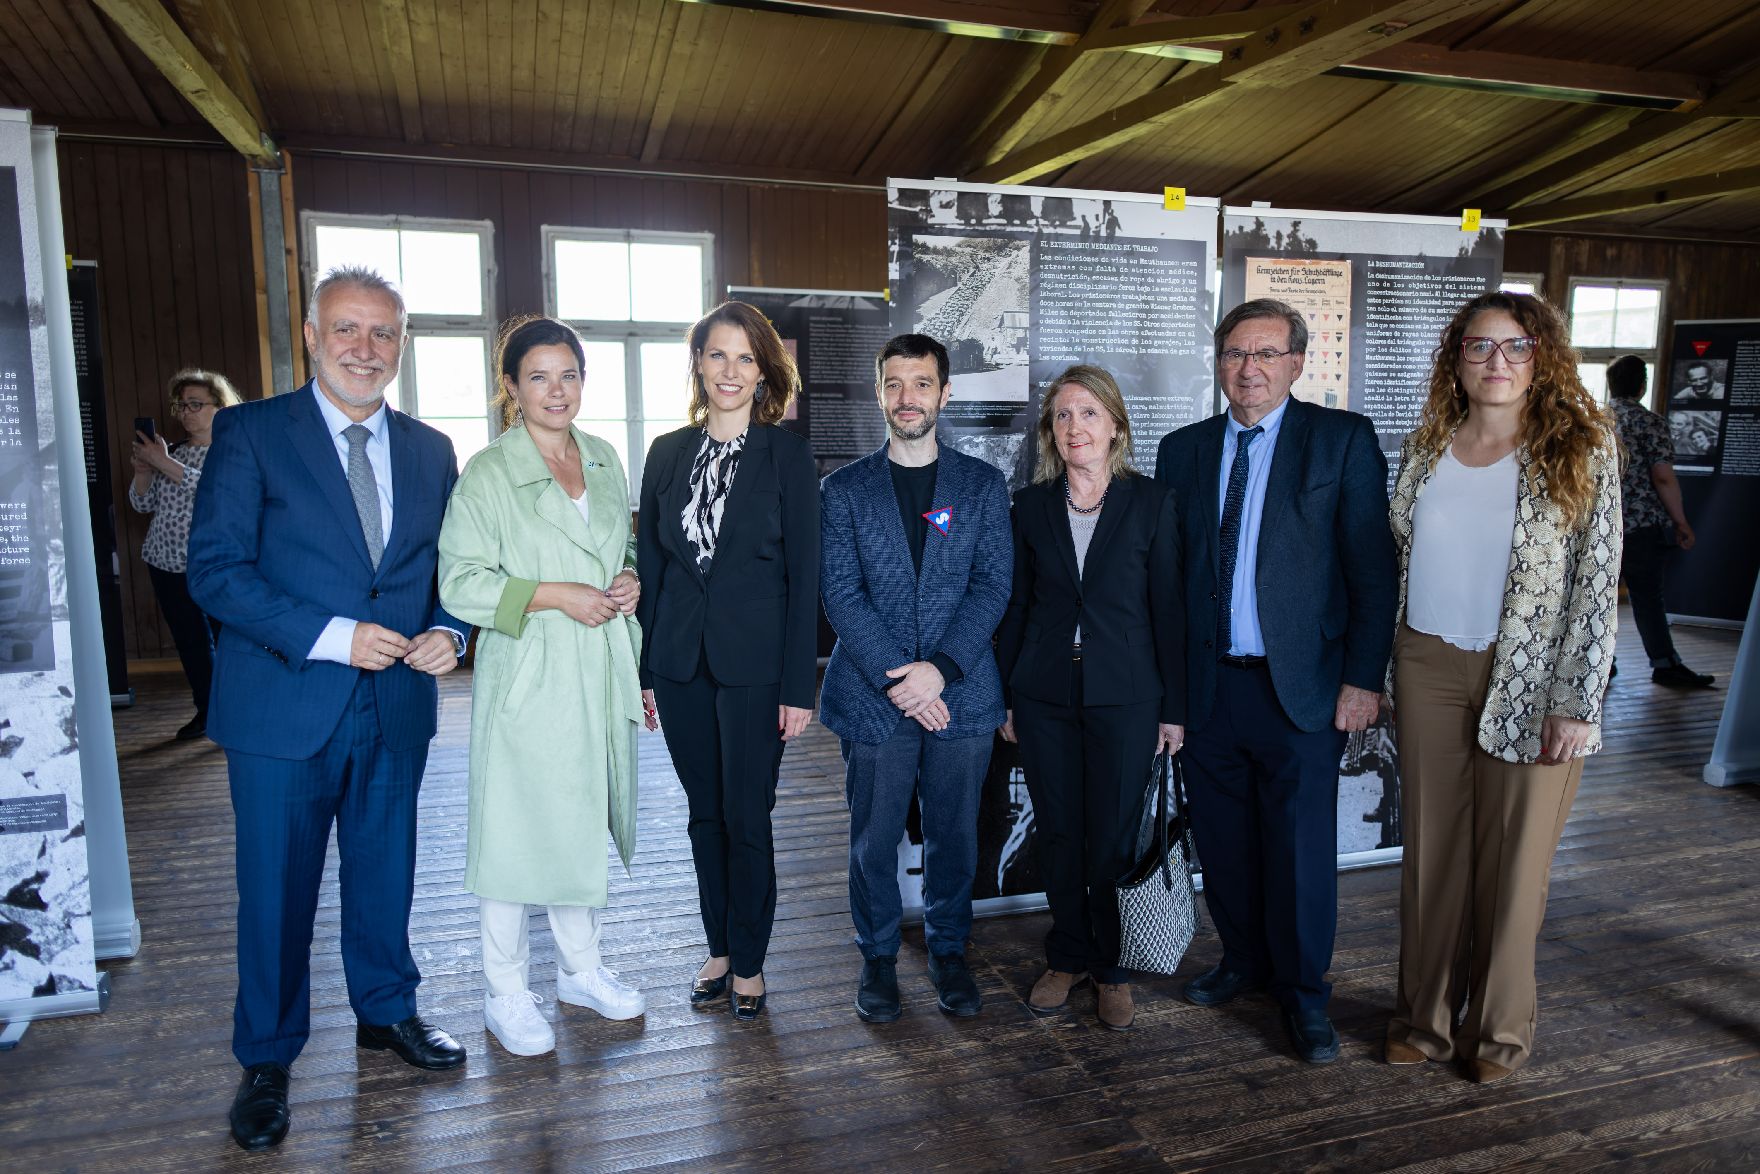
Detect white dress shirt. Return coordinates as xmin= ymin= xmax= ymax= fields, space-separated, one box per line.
xmin=1407 ymin=445 xmax=1518 ymax=651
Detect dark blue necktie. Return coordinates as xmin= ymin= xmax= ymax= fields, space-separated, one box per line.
xmin=1217 ymin=425 xmax=1263 ymax=657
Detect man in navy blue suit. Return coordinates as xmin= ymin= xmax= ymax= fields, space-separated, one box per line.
xmin=820 ymin=334 xmax=1012 ymax=1022
xmin=189 ymin=267 xmax=470 ymax=1151
xmin=1155 ymin=299 xmax=1397 ymax=1065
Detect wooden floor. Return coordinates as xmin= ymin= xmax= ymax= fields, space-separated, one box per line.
xmin=4 ymin=610 xmax=1756 ymax=1171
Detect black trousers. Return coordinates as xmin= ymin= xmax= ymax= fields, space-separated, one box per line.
xmin=147 ymin=563 xmax=220 ymax=718
xmin=652 ymin=653 xmax=784 ymax=978
xmin=1183 ymin=659 xmax=1345 ymax=1014
xmin=1619 ymin=524 xmax=1682 ymax=666
xmin=1013 ymin=661 xmax=1159 ymax=984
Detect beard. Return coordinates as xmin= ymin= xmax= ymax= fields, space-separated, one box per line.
xmin=312 ymin=352 xmax=396 ymax=409
xmin=888 ymin=403 xmax=938 ymax=441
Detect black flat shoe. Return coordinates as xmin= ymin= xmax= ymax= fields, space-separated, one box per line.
xmin=356 ymin=1015 xmax=467 ymax=1070
xmin=690 ymin=973 xmax=730 ymax=1008
xmin=176 ymin=715 xmax=207 ymax=741
xmin=229 ymin=1062 xmax=290 ymax=1152
xmin=731 ymin=976 xmax=767 ymax=1021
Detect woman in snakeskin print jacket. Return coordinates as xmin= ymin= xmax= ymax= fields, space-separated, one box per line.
xmin=1381 ymin=291 xmax=1620 ymax=1084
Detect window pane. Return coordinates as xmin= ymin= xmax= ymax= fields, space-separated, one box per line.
xmin=579 ymin=340 xmax=628 ymax=422
xmin=1499 ymin=278 xmax=1538 ymax=296
xmin=314 ymin=225 xmax=401 ymax=287
xmin=555 ymin=240 xmax=631 ymax=320
xmin=400 ymin=230 xmax=482 ymax=316
xmin=645 ymin=419 xmax=689 ymax=466
xmin=640 ymin=342 xmax=691 ymax=420
xmin=424 ymin=417 xmax=489 ymax=468
xmin=1578 ymin=362 xmax=1608 ymax=405
xmin=1569 ymin=285 xmax=1616 ymax=348
xmin=577 ymin=419 xmax=630 ymax=482
xmin=631 ymin=243 xmax=705 ymax=322
xmin=1614 ymin=286 xmax=1661 ymax=349
xmin=412 ymin=336 xmax=488 ymax=417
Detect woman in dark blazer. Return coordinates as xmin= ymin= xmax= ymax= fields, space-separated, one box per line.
xmin=997 ymin=364 xmax=1184 ymax=1032
xmin=636 ymin=300 xmax=819 ymax=1021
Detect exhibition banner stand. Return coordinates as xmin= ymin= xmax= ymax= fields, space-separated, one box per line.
xmin=1663 ymin=319 xmax=1760 ymax=625
xmin=68 ymin=260 xmax=132 ymax=705
xmin=887 ymin=179 xmax=1219 ymax=915
xmin=0 ymin=110 xmax=134 ymax=1041
xmin=1221 ymin=205 xmax=1507 ymax=868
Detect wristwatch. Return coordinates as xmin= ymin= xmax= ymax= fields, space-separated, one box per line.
xmin=445 ymin=629 xmax=467 ymax=658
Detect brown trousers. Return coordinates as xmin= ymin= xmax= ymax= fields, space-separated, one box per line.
xmin=1386 ymin=625 xmax=1583 ymax=1070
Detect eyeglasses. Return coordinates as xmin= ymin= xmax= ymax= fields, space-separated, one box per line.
xmin=1460 ymin=336 xmax=1537 ymax=365
xmin=1218 ymin=348 xmax=1294 ymax=367
xmin=170 ymin=399 xmax=217 ymax=414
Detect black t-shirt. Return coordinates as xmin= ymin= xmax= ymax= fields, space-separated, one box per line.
xmin=887 ymin=457 xmax=963 ymax=686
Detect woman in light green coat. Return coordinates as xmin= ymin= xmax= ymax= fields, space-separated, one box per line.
xmin=438 ymin=316 xmax=649 ymax=1058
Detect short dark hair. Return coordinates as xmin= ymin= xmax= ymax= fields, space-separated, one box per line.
xmin=1686 ymin=361 xmax=1710 ymax=375
xmin=1605 ymin=354 xmax=1648 ymax=400
xmin=685 ymin=301 xmax=800 ymax=427
xmin=875 ymin=333 xmax=949 ymax=388
xmin=491 ymin=315 xmax=587 ymax=429
xmin=1214 ymin=298 xmax=1308 ymax=355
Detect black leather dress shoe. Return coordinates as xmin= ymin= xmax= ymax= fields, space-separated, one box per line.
xmin=1182 ymin=963 xmax=1268 ymax=1007
xmin=927 ymin=953 xmax=982 ymax=1017
xmin=1284 ymin=1008 xmax=1341 ymax=1064
xmin=356 ymin=1015 xmax=467 ymax=1070
xmin=856 ymin=956 xmax=901 ymax=1022
xmin=690 ymin=972 xmax=730 ymax=1009
xmin=229 ymin=1062 xmax=291 ymax=1151
xmin=175 ymin=715 xmax=207 ymax=741
xmin=1653 ymin=663 xmax=1716 ymax=689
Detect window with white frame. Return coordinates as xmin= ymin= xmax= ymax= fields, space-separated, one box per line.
xmin=301 ymin=213 xmax=498 ymax=463
xmin=544 ymin=226 xmax=714 ymax=501
xmin=1566 ymin=277 xmax=1667 ymax=407
xmin=1500 ymin=271 xmax=1543 ymax=297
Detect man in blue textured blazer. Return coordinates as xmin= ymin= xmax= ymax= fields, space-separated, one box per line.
xmin=820 ymin=334 xmax=1012 ymax=1022
xmin=189 ymin=267 xmax=470 ymax=1151
xmin=1155 ymin=299 xmax=1397 ymax=1066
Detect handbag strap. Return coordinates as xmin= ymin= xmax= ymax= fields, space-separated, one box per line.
xmin=1171 ymin=753 xmax=1198 ymax=899
xmin=1152 ymin=751 xmax=1174 ymax=889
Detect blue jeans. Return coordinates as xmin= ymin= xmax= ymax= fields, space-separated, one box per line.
xmin=842 ymin=719 xmax=992 ymax=960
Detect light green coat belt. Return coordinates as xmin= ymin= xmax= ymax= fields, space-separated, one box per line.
xmin=438 ymin=424 xmax=642 ymax=906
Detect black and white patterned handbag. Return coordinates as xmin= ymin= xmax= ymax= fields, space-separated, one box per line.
xmin=1115 ymin=753 xmax=1200 ymax=976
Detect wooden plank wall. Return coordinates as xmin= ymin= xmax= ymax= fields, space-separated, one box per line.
xmin=1505 ymin=230 xmax=1760 ymax=379
xmin=54 ymin=139 xmax=262 ymax=664
xmin=290 ymin=153 xmax=889 ymax=320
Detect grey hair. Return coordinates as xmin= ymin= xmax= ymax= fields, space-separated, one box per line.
xmin=307 ymin=265 xmax=408 ymax=332
xmin=1214 ymin=298 xmax=1308 ymax=355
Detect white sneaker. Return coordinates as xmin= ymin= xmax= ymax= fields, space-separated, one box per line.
xmin=557 ymin=964 xmax=646 ymax=1020
xmin=484 ymin=990 xmax=555 ymax=1056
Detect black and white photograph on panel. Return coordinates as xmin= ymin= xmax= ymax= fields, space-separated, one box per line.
xmin=1671 ymin=408 xmax=1722 ymax=461
xmin=1671 ymin=357 xmax=1728 ymax=404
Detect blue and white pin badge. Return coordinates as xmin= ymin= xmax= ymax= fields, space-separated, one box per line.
xmin=923 ymin=505 xmax=953 ymax=536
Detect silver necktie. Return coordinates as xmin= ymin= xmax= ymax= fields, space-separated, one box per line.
xmin=343 ymin=423 xmax=383 ymax=569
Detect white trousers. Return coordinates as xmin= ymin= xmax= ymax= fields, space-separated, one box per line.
xmin=479 ymin=897 xmax=603 ymax=998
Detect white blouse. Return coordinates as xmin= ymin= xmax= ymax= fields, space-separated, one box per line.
xmin=1407 ymin=445 xmax=1518 ymax=651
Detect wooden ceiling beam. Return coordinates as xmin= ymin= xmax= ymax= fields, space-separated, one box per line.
xmin=703 ymin=0 xmax=1089 ymax=40
xmin=1081 ymin=5 xmax=1309 ymax=52
xmin=1347 ymin=43 xmax=1707 ymax=104
xmin=963 ymin=0 xmax=1160 ymax=169
xmin=1473 ymin=65 xmax=1760 ymax=209
xmin=1507 ymin=163 xmax=1760 ymax=228
xmin=169 ymin=0 xmax=269 ymax=130
xmin=372 ymin=0 xmax=424 ymax=142
xmin=89 ymin=0 xmax=276 ymax=161
xmin=970 ymin=0 xmax=1498 ymax=186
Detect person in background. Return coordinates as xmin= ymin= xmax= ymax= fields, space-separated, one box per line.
xmin=1606 ymin=354 xmax=1715 ymax=689
xmin=636 ymin=301 xmax=819 ymax=1021
xmin=128 ymin=367 xmax=243 ymax=740
xmin=1383 ymin=291 xmax=1621 ymax=1083
xmin=997 ymin=364 xmax=1183 ymax=1032
xmin=818 ymin=333 xmax=1012 ymax=1023
xmin=439 ymin=316 xmax=647 ymax=1058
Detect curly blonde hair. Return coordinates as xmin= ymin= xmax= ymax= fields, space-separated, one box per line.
xmin=1410 ymin=291 xmax=1613 ymax=530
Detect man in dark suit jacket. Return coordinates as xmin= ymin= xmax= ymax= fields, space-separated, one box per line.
xmin=819 ymin=334 xmax=1012 ymax=1022
xmin=1155 ymin=298 xmax=1397 ymax=1065
xmin=189 ymin=267 xmax=470 ymax=1151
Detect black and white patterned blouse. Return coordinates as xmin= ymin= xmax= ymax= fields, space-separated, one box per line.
xmin=682 ymin=428 xmax=746 ymax=572
xmin=127 ymin=441 xmax=210 ymax=573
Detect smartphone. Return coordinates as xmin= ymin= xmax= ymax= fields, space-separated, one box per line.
xmin=134 ymin=416 xmax=155 ymax=441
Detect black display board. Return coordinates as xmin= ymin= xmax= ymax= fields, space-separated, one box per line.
xmin=68 ymin=261 xmax=129 ymax=701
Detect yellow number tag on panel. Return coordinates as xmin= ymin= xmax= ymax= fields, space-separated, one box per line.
xmin=1163 ymin=186 xmax=1187 ymax=212
xmin=1460 ymin=208 xmax=1482 ymax=232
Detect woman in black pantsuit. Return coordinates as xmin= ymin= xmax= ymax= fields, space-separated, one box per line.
xmin=636 ymin=301 xmax=819 ymax=1020
xmin=997 ymin=364 xmax=1184 ymax=1032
